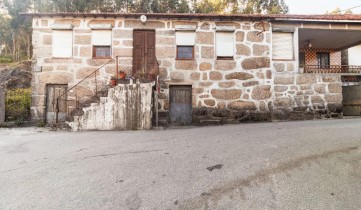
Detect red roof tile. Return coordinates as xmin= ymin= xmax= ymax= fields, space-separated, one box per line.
xmin=21 ymin=13 xmax=361 ymax=22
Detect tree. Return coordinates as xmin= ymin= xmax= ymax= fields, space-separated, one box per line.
xmin=177 ymin=0 xmax=190 ymax=13
xmin=242 ymin=0 xmax=288 ymax=14
xmin=3 ymin=0 xmax=32 ymax=60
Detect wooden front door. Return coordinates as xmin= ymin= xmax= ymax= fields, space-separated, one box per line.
xmin=46 ymin=84 xmax=68 ymax=123
xmin=169 ymin=85 xmax=192 ymax=125
xmin=133 ymin=30 xmax=156 ymax=78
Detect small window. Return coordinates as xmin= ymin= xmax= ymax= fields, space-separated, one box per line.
xmin=272 ymin=32 xmax=294 ymax=60
xmin=92 ymin=30 xmax=112 ymax=58
xmin=93 ymin=46 xmax=111 ymax=58
xmin=317 ymin=52 xmax=330 ymax=69
xmin=176 ymin=31 xmax=195 ymax=60
xmin=177 ymin=46 xmax=194 ymax=60
xmin=216 ymin=32 xmax=234 ymax=59
xmin=52 ymin=30 xmax=73 ymax=58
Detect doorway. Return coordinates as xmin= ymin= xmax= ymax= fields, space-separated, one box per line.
xmin=133 ymin=30 xmax=156 ymax=79
xmin=169 ymin=85 xmax=192 ymax=125
xmin=46 ymin=84 xmax=68 ymax=123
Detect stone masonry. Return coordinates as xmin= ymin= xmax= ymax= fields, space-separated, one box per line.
xmin=68 ymin=81 xmax=153 ymax=131
xmin=31 ymin=15 xmax=345 ymax=123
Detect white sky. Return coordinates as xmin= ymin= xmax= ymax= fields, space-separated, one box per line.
xmin=284 ymin=0 xmax=361 ymax=14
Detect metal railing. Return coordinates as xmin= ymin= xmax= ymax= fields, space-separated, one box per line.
xmin=52 ymin=56 xmax=119 ymax=125
xmin=304 ymin=65 xmax=361 ymax=74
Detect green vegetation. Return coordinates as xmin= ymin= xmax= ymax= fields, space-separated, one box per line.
xmin=36 ymin=120 xmax=47 ymax=127
xmin=0 ymin=55 xmax=13 ymax=63
xmin=5 ymin=88 xmax=31 ymax=122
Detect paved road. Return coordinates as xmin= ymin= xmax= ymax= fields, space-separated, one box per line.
xmin=1 ymin=119 xmax=361 ymax=210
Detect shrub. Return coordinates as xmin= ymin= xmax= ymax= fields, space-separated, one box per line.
xmin=5 ymin=88 xmax=31 ymax=122
xmin=0 ymin=56 xmax=13 ymax=63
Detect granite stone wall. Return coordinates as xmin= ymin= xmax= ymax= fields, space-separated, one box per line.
xmin=31 ymin=17 xmax=344 ymax=123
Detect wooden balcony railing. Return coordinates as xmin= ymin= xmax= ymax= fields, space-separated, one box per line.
xmin=304 ymin=65 xmax=361 ymax=74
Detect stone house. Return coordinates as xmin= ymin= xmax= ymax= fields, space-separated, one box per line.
xmin=24 ymin=13 xmax=361 ymax=125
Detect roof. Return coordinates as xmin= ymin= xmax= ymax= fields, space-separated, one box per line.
xmin=22 ymin=13 xmax=361 ymax=22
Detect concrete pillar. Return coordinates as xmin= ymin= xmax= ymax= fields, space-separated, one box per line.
xmin=0 ymin=87 xmax=5 ymax=123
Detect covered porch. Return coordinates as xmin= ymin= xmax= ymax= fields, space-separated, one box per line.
xmin=299 ymin=28 xmax=361 ymax=74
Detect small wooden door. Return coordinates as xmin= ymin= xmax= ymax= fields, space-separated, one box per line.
xmin=133 ymin=30 xmax=156 ymax=77
xmin=169 ymin=85 xmax=192 ymax=125
xmin=46 ymin=84 xmax=68 ymax=123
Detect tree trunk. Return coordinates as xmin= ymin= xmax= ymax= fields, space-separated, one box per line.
xmin=12 ymin=36 xmax=16 ymax=61
xmin=26 ymin=34 xmax=31 ymax=59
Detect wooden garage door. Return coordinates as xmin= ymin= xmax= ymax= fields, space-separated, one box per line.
xmin=169 ymin=85 xmax=192 ymax=125
xmin=133 ymin=30 xmax=156 ymax=77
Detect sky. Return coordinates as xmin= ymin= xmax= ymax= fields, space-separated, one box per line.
xmin=284 ymin=0 xmax=361 ymax=14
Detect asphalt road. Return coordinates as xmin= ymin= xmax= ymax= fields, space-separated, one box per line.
xmin=1 ymin=119 xmax=361 ymax=210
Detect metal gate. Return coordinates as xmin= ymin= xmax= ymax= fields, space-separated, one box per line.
xmin=342 ymin=85 xmax=361 ymax=116
xmin=169 ymin=85 xmax=192 ymax=125
xmin=46 ymin=84 xmax=68 ymax=123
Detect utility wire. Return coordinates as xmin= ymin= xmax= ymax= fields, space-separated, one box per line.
xmin=340 ymin=4 xmax=361 ymax=12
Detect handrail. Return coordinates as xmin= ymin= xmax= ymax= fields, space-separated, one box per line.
xmin=52 ymin=56 xmax=118 ymax=105
xmin=52 ymin=56 xmax=119 ymax=125
xmin=304 ymin=65 xmax=361 ymax=74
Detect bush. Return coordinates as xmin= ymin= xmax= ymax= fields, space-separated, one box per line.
xmin=0 ymin=56 xmax=13 ymax=63
xmin=5 ymin=88 xmax=31 ymax=122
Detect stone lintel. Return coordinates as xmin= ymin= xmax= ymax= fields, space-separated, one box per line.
xmin=89 ymin=24 xmax=113 ymax=30
xmin=50 ymin=24 xmax=74 ymax=30
xmin=216 ymin=26 xmax=236 ymax=32
xmin=272 ymin=27 xmax=295 ymax=33
xmin=175 ymin=25 xmax=197 ymax=31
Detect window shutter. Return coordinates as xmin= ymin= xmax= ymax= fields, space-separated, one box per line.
xmin=92 ymin=30 xmax=112 ymax=46
xmin=272 ymin=32 xmax=294 ymax=60
xmin=176 ymin=31 xmax=195 ymax=46
xmin=52 ymin=30 xmax=73 ymax=58
xmin=216 ymin=32 xmax=234 ymax=57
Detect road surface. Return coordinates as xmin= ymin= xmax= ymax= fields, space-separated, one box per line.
xmin=1 ymin=119 xmax=361 ymax=209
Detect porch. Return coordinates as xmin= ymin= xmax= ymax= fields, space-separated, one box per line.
xmin=299 ymin=28 xmax=361 ymax=74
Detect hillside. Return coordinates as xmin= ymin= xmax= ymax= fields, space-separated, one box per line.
xmin=0 ymin=61 xmax=32 ymax=89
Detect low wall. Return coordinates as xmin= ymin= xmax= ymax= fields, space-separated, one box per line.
xmin=272 ymin=74 xmax=342 ymax=120
xmin=0 ymin=86 xmax=4 ymax=123
xmin=157 ymin=74 xmax=343 ymax=125
xmin=68 ymin=81 xmax=154 ymax=131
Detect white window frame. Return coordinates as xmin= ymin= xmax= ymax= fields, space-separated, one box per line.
xmin=176 ymin=31 xmax=196 ymax=60
xmin=216 ymin=32 xmax=235 ymax=59
xmin=52 ymin=30 xmax=73 ymax=58
xmin=91 ymin=30 xmax=112 ymax=59
xmin=272 ymin=32 xmax=294 ymax=60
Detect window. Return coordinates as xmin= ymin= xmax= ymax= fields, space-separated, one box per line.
xmin=92 ymin=30 xmax=112 ymax=58
xmin=176 ymin=31 xmax=195 ymax=59
xmin=317 ymin=52 xmax=330 ymax=69
xmin=93 ymin=46 xmax=111 ymax=58
xmin=177 ymin=46 xmax=194 ymax=59
xmin=272 ymin=32 xmax=294 ymax=60
xmin=52 ymin=30 xmax=73 ymax=58
xmin=216 ymin=32 xmax=234 ymax=59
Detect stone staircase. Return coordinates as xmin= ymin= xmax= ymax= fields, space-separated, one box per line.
xmin=67 ymin=80 xmax=154 ymax=131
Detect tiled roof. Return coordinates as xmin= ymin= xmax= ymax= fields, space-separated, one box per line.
xmin=21 ymin=13 xmax=361 ymax=22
